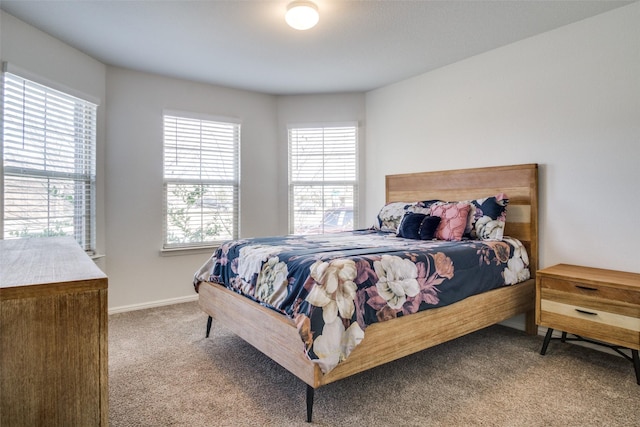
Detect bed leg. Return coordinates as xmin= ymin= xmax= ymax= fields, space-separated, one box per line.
xmin=306 ymin=385 xmax=314 ymax=423
xmin=524 ymin=309 xmax=537 ymax=335
xmin=205 ymin=316 xmax=213 ymax=338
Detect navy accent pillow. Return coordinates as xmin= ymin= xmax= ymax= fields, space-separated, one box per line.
xmin=419 ymin=215 xmax=441 ymax=240
xmin=396 ymin=212 xmax=427 ymax=239
xmin=376 ymin=199 xmax=442 ymax=233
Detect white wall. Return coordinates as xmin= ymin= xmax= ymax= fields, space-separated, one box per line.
xmin=105 ymin=67 xmax=280 ymax=309
xmin=0 ymin=11 xmax=108 ymax=270
xmin=365 ymin=2 xmax=640 ymax=274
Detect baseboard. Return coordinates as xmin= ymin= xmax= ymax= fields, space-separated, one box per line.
xmin=499 ymin=315 xmax=525 ymax=332
xmin=108 ymin=294 xmax=198 ymax=315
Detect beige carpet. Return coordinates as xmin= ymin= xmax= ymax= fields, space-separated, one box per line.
xmin=108 ymin=301 xmax=639 ymax=426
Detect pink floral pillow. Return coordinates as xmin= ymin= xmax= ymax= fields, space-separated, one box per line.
xmin=430 ymin=202 xmax=471 ymax=241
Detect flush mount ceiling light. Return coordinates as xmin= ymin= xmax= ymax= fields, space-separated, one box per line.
xmin=285 ymin=1 xmax=319 ymax=30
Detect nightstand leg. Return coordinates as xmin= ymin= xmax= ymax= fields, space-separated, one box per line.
xmin=632 ymin=350 xmax=639 ymax=385
xmin=560 ymin=331 xmax=567 ymax=343
xmin=540 ymin=328 xmax=554 ymax=355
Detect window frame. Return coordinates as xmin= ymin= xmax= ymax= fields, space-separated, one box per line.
xmin=162 ymin=110 xmax=241 ymax=250
xmin=288 ymin=122 xmax=359 ymax=235
xmin=1 ymin=64 xmax=98 ymax=253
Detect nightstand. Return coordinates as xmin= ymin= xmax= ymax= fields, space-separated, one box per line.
xmin=536 ymin=264 xmax=640 ymax=385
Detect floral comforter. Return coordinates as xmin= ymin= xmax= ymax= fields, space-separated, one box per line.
xmin=193 ymin=230 xmax=530 ymax=374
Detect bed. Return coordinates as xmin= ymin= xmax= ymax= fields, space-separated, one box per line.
xmin=194 ymin=163 xmax=539 ymax=422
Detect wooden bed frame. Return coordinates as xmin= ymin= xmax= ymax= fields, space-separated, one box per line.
xmin=198 ymin=163 xmax=539 ymax=422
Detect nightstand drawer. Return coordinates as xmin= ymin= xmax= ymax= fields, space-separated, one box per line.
xmin=539 ymin=287 xmax=640 ymax=318
xmin=539 ymin=277 xmax=640 ymax=305
xmin=539 ymin=300 xmax=640 ymax=349
xmin=541 ymin=300 xmax=640 ymax=331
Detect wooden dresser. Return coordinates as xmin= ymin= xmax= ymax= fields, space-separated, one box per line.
xmin=0 ymin=237 xmax=108 ymax=426
xmin=536 ymin=263 xmax=640 ymax=384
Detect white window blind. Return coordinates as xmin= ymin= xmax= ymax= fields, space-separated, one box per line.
xmin=163 ymin=113 xmax=240 ymax=249
xmin=288 ymin=124 xmax=358 ymax=234
xmin=2 ymin=71 xmax=97 ymax=252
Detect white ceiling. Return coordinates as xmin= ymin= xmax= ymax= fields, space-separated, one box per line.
xmin=1 ymin=0 xmax=633 ymax=95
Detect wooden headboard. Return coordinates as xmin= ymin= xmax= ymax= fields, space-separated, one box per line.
xmin=385 ymin=163 xmax=539 ymax=275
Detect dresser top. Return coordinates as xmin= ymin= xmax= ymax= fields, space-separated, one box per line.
xmin=0 ymin=237 xmax=107 ymax=293
xmin=538 ymin=263 xmax=640 ymax=291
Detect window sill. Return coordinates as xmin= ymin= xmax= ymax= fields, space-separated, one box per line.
xmin=159 ymin=245 xmax=218 ymax=257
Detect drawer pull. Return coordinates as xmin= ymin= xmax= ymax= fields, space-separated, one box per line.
xmin=575 ymin=308 xmax=598 ymax=316
xmin=575 ymin=285 xmax=598 ymax=291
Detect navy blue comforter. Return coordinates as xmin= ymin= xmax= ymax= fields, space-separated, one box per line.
xmin=194 ymin=230 xmax=530 ymax=373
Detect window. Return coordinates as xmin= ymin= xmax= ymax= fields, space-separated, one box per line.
xmin=163 ymin=112 xmax=240 ymax=249
xmin=2 ymin=70 xmax=97 ymax=252
xmin=288 ymin=124 xmax=358 ymax=234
